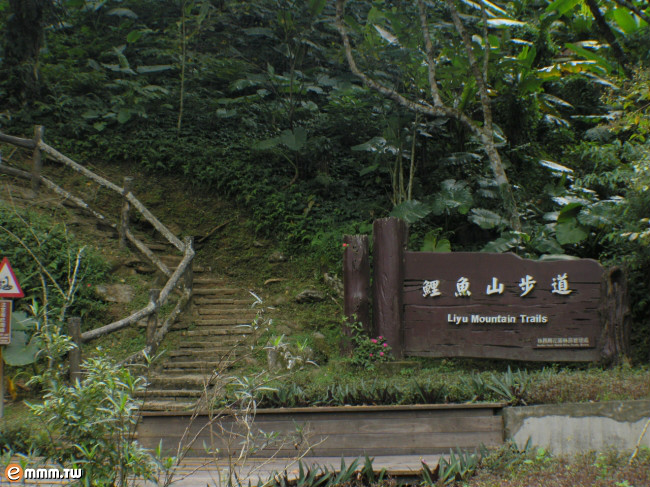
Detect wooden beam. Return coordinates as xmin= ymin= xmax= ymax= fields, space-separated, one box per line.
xmin=81 ymin=302 xmax=156 ymax=342
xmin=31 ymin=125 xmax=44 ymax=197
xmin=0 ymin=131 xmax=36 ymax=149
xmin=38 ymin=142 xmax=123 ymax=193
xmin=125 ymin=192 xmax=184 ymax=252
xmin=68 ymin=317 xmax=82 ymax=383
xmin=120 ymin=176 xmax=133 ymax=249
xmin=373 ymin=217 xmax=408 ymax=358
xmin=146 ymin=289 xmax=161 ymax=348
xmin=125 ymin=229 xmax=171 ymax=277
xmin=343 ymin=234 xmax=370 ymax=351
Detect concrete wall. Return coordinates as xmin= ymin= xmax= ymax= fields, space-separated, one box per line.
xmin=503 ymin=400 xmax=650 ymax=455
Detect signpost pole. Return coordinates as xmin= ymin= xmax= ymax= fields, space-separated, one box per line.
xmin=0 ymin=257 xmax=26 ymax=419
xmin=0 ymin=346 xmax=4 ymax=419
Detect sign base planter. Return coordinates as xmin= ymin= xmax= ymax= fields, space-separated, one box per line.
xmin=136 ymin=403 xmax=506 ymax=457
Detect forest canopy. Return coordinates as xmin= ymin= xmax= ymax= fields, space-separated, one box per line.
xmin=0 ymin=0 xmax=649 ymax=359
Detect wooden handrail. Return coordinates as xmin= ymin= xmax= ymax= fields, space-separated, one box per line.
xmin=125 ymin=228 xmax=171 ymax=277
xmin=125 ymin=192 xmax=184 ymax=252
xmin=157 ymin=237 xmax=194 ymax=305
xmin=81 ymin=237 xmax=194 ymax=343
xmin=38 ymin=140 xmax=185 ymax=252
xmin=0 ymin=164 xmax=116 ymax=228
xmin=1 ymin=128 xmax=195 ymax=356
xmin=38 ymin=142 xmax=124 ymax=193
xmin=81 ymin=301 xmax=157 ymax=342
xmin=0 ymin=132 xmax=35 ymax=149
xmin=121 ymin=288 xmax=191 ymax=365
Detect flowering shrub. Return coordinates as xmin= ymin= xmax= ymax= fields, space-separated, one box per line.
xmin=347 ymin=319 xmax=392 ymax=369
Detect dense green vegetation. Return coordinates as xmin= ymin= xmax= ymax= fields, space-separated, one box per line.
xmin=1 ymin=0 xmax=649 ymax=364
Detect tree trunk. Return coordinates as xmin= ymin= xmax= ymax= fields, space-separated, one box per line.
xmin=2 ymin=0 xmax=47 ymax=104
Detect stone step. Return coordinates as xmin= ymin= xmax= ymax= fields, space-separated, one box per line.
xmin=139 ymin=400 xmax=196 ymax=412
xmin=183 ymin=328 xmax=252 ymax=337
xmin=171 ymin=320 xmax=256 ymax=330
xmin=196 ymin=304 xmax=256 ymax=312
xmin=168 ymin=348 xmax=248 ymax=358
xmin=192 ymin=288 xmax=244 ymax=296
xmin=160 ymin=254 xmax=183 ymax=262
xmin=147 ymin=374 xmax=223 ymax=387
xmin=194 ymin=277 xmax=225 ymax=285
xmin=194 ymin=298 xmax=252 ymax=306
xmin=177 ymin=338 xmax=249 ymax=348
xmin=193 ymin=319 xmax=255 ymax=326
xmin=162 ymin=360 xmax=234 ymax=370
xmin=137 ymin=389 xmax=204 ymax=398
xmin=197 ymin=307 xmax=257 ymax=316
xmin=146 ymin=243 xmax=172 ymax=251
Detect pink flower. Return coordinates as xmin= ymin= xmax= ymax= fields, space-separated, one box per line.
xmin=342 ymin=243 xmax=348 ymax=248
xmin=383 ymin=343 xmax=388 ymax=347
xmin=371 ymin=338 xmax=377 ymax=344
xmin=369 ymin=353 xmax=373 ymax=357
xmin=378 ymin=336 xmax=383 ymax=340
xmin=379 ymin=352 xmax=384 ymax=357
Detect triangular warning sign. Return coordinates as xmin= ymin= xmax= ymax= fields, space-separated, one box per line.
xmin=0 ymin=257 xmax=24 ymax=298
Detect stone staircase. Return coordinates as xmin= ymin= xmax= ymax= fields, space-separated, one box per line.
xmin=1 ymin=172 xmax=263 ymax=413
xmin=139 ymin=256 xmax=260 ymax=411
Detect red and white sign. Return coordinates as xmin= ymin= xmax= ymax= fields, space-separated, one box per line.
xmin=0 ymin=300 xmax=11 ymax=345
xmin=0 ymin=258 xmax=24 ymax=298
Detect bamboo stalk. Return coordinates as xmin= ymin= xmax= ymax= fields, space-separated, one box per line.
xmin=0 ymin=132 xmax=36 ymax=149
xmin=125 ymin=229 xmax=171 ymax=276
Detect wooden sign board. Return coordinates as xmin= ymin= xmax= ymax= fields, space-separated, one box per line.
xmin=344 ymin=218 xmax=628 ymax=363
xmin=0 ymin=300 xmax=11 ymax=345
xmin=403 ymin=252 xmax=604 ymax=361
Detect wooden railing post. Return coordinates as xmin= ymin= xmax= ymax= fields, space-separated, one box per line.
xmin=343 ymin=235 xmax=370 ymax=352
xmin=120 ymin=176 xmax=133 ymax=249
xmin=373 ymin=217 xmax=408 ymax=359
xmin=31 ymin=125 xmax=44 ymax=197
xmin=183 ymin=236 xmax=194 ymax=294
xmin=68 ymin=317 xmax=82 ymax=383
xmin=146 ymin=289 xmax=160 ymax=348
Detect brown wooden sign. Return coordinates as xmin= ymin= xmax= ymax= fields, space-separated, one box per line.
xmin=404 ymin=252 xmax=604 ymax=361
xmin=343 ymin=217 xmax=630 ymax=362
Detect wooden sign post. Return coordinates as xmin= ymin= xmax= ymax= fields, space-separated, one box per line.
xmin=344 ymin=217 xmax=630 ymax=363
xmin=0 ymin=257 xmax=25 ymax=419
